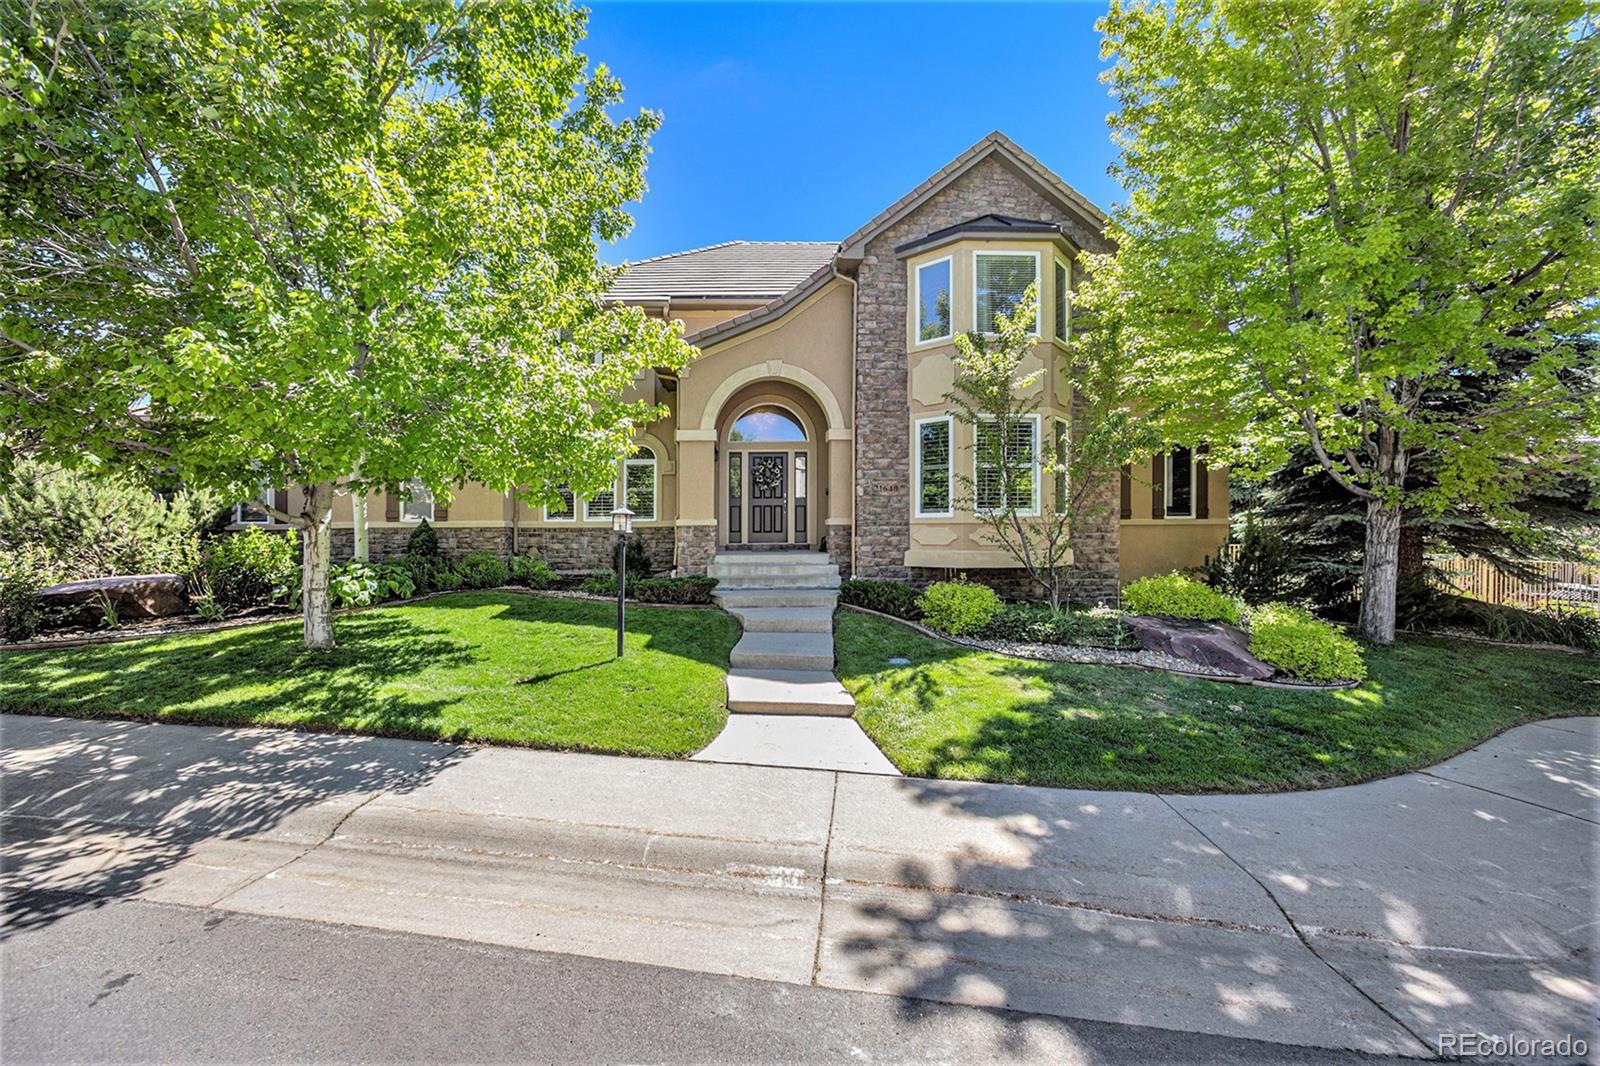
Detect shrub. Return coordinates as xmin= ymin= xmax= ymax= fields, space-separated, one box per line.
xmin=433 ymin=565 xmax=465 ymax=592
xmin=393 ymin=553 xmax=439 ymax=595
xmin=1122 ymin=573 xmax=1243 ymax=625
xmin=328 ymin=560 xmax=416 ymax=609
xmin=0 ymin=551 xmax=45 ymax=642
xmin=200 ymin=528 xmax=300 ymax=609
xmin=452 ymin=551 xmax=509 ymax=590
xmin=974 ymin=603 xmax=1129 ymax=648
xmin=839 ymin=578 xmax=923 ymax=620
xmin=632 ymin=576 xmax=718 ymax=604
xmin=0 ymin=459 xmax=223 ymax=582
xmin=508 ymin=553 xmax=556 ymax=589
xmin=1437 ymin=595 xmax=1600 ymax=651
xmin=1247 ymin=602 xmax=1367 ymax=683
xmin=917 ymin=579 xmax=1001 ymax=636
xmin=1198 ymin=513 xmax=1293 ymax=606
xmin=625 ymin=537 xmax=653 ymax=577
xmin=406 ymin=518 xmax=441 ymax=557
xmin=577 ymin=571 xmax=718 ymax=604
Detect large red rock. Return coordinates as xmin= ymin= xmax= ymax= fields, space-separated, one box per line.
xmin=1122 ymin=615 xmax=1275 ymax=680
xmin=36 ymin=574 xmax=190 ymax=628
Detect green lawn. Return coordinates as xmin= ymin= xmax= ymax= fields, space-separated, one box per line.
xmin=0 ymin=592 xmax=740 ymax=757
xmin=836 ymin=610 xmax=1599 ymax=793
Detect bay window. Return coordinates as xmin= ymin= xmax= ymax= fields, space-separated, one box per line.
xmin=974 ymin=251 xmax=1039 ymax=334
xmin=974 ymin=415 xmax=1039 ymax=515
xmin=914 ymin=416 xmax=953 ymax=517
xmin=915 ymin=257 xmax=952 ymax=343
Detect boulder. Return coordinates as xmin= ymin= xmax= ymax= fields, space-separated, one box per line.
xmin=36 ymin=574 xmax=189 ymax=628
xmin=1122 ymin=615 xmax=1275 ymax=680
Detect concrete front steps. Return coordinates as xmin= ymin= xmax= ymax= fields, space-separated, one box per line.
xmin=710 ymin=551 xmax=856 ymax=717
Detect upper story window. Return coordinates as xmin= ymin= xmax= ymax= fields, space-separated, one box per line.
xmin=729 ymin=405 xmax=806 ymax=442
xmin=915 ymin=257 xmax=952 ymax=343
xmin=974 ymin=251 xmax=1040 ymax=335
xmin=399 ymin=479 xmax=434 ymax=522
xmin=1053 ymin=258 xmax=1070 ymax=342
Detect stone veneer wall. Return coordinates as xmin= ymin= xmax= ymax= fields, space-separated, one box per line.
xmin=673 ymin=525 xmax=717 ymax=577
xmin=520 ymin=526 xmax=673 ymax=574
xmin=330 ymin=525 xmax=672 ymax=575
xmin=824 ymin=525 xmax=852 ymax=578
xmin=851 ymin=154 xmax=1113 ymax=587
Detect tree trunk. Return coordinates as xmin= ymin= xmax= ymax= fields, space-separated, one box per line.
xmin=1358 ymin=498 xmax=1402 ymax=644
xmin=300 ymin=480 xmax=336 ymax=649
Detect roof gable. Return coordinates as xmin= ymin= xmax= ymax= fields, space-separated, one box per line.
xmin=837 ymin=131 xmax=1108 ymax=262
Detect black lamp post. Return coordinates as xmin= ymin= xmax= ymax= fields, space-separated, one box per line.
xmin=611 ymin=502 xmax=634 ymax=657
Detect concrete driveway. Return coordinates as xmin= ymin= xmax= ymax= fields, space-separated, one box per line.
xmin=2 ymin=712 xmax=1594 ymax=1060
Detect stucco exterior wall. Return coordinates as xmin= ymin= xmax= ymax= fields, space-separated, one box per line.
xmin=1118 ymin=456 xmax=1231 ymax=582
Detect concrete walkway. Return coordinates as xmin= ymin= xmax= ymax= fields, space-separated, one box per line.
xmin=3 ymin=713 xmax=1594 ymax=1060
xmin=692 ymin=714 xmax=898 ymax=775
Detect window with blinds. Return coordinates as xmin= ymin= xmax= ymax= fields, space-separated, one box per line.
xmin=915 ymin=416 xmax=953 ymax=517
xmin=975 ymin=252 xmax=1039 ymax=334
xmin=974 ymin=416 xmax=1038 ymax=515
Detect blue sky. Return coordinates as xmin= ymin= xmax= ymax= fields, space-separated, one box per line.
xmin=585 ymin=2 xmax=1119 ymax=264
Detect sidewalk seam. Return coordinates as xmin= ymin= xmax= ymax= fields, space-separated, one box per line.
xmin=1414 ymin=770 xmax=1597 ymax=826
xmin=204 ymin=789 xmax=388 ymax=908
xmin=1156 ymin=794 xmax=1441 ymax=1060
xmin=809 ymin=772 xmax=840 ymax=986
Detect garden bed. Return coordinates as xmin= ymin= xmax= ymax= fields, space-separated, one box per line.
xmin=840 ymin=604 xmax=1357 ymax=689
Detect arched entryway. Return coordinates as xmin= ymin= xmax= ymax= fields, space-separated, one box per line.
xmin=715 ymin=382 xmax=828 ymax=550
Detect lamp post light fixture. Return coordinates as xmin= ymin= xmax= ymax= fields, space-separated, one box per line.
xmin=611 ymin=503 xmax=634 ymax=657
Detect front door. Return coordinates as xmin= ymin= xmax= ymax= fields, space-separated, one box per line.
xmin=749 ymin=452 xmax=788 ymax=543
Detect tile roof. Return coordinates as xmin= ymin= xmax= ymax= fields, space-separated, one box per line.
xmin=605 ymin=241 xmax=838 ymax=302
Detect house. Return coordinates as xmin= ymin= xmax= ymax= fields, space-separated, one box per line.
xmin=232 ymin=132 xmax=1228 ymax=600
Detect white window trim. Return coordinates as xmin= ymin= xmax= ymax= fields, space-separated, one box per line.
xmin=913 ymin=414 xmax=955 ymax=518
xmin=1165 ymin=448 xmax=1198 ymax=519
xmin=972 ymin=249 xmax=1042 ymax=338
xmin=234 ymin=479 xmax=275 ymax=524
xmin=1053 ymin=256 xmax=1071 ymax=344
xmin=398 ymin=479 xmax=434 ymax=523
xmin=972 ymin=413 xmax=1041 ymax=518
xmin=545 ymin=486 xmax=576 ymax=523
xmin=624 ymin=451 xmax=658 ymax=523
xmin=912 ymin=255 xmax=953 ymax=347
xmin=582 ymin=495 xmax=614 ymax=523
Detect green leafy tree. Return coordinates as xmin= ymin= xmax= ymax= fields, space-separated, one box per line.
xmin=1100 ymin=0 xmax=1600 ymax=642
xmin=1 ymin=0 xmax=690 ymax=647
xmin=948 ymin=278 xmax=1156 ymax=610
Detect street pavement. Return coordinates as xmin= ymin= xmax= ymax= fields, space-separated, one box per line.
xmin=1 ymin=712 xmax=1594 ymax=1062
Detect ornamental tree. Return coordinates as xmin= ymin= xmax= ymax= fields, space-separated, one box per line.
xmin=948 ymin=278 xmax=1156 ymax=610
xmin=1 ymin=0 xmax=689 ymax=647
xmin=1100 ymin=0 xmax=1599 ymax=642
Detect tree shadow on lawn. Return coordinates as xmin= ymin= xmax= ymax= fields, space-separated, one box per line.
xmin=0 ymin=712 xmax=467 ymax=940
xmin=850 ymin=634 xmax=1488 ymax=794
xmin=0 ymin=612 xmax=479 ymax=741
xmin=420 ymin=590 xmax=739 ymax=671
